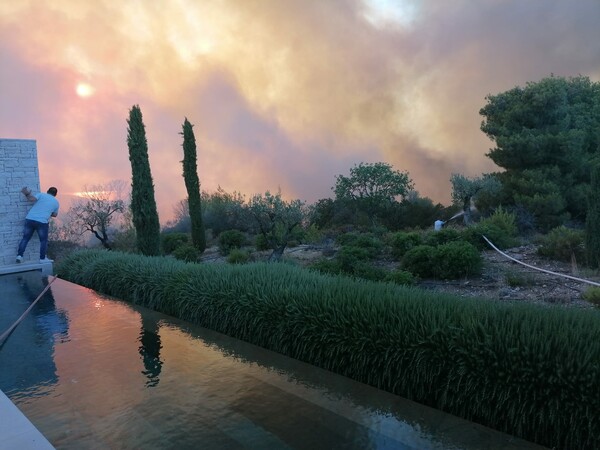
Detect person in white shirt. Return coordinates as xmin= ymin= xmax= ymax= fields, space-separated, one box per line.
xmin=16 ymin=186 xmax=60 ymax=264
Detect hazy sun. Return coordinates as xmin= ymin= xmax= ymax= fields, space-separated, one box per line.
xmin=76 ymin=82 xmax=95 ymax=98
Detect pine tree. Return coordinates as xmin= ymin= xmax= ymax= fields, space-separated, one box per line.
xmin=585 ymin=164 xmax=600 ymax=268
xmin=126 ymin=105 xmax=161 ymax=256
xmin=181 ymin=118 xmax=206 ymax=252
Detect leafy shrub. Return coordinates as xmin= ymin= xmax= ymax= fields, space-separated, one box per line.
xmin=218 ymin=229 xmax=246 ymax=255
xmin=384 ymin=269 xmax=415 ymax=285
xmin=336 ymin=246 xmax=372 ymax=272
xmin=465 ymin=207 xmax=519 ymax=250
xmin=389 ymin=231 xmax=423 ymax=259
xmin=582 ymin=287 xmax=600 ymax=306
xmin=162 ymin=233 xmax=189 ymax=254
xmin=336 ymin=232 xmax=383 ymax=258
xmin=351 ymin=262 xmax=387 ymax=282
xmin=255 ymin=234 xmax=271 ymax=251
xmin=227 ymin=249 xmax=250 ymax=264
xmin=171 ymin=244 xmax=198 ymax=262
xmin=423 ymin=228 xmax=462 ymax=247
xmin=402 ymin=245 xmax=437 ymax=278
xmin=435 ymin=241 xmax=482 ymax=279
xmin=537 ymin=226 xmax=585 ymax=262
xmin=309 ymin=258 xmax=342 ymax=275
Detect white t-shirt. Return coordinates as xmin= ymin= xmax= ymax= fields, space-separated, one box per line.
xmin=26 ymin=193 xmax=60 ymax=223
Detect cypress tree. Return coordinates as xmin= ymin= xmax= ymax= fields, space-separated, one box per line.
xmin=126 ymin=105 xmax=161 ymax=256
xmin=181 ymin=118 xmax=206 ymax=252
xmin=585 ymin=164 xmax=600 ymax=268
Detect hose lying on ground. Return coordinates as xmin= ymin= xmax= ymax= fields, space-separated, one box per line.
xmin=481 ymin=235 xmax=600 ymax=287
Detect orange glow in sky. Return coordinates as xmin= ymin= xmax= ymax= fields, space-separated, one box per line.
xmin=1 ymin=0 xmax=599 ymax=224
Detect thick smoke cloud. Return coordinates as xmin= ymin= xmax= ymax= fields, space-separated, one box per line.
xmin=1 ymin=0 xmax=598 ymax=222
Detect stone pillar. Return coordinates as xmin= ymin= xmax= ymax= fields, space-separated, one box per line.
xmin=0 ymin=139 xmax=41 ymax=266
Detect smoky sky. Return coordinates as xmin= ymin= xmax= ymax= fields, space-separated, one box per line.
xmin=1 ymin=0 xmax=599 ymax=223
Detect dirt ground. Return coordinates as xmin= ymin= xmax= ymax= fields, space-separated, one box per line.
xmin=201 ymin=243 xmax=600 ymax=310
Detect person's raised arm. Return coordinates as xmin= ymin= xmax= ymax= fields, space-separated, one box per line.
xmin=21 ymin=187 xmax=37 ymax=203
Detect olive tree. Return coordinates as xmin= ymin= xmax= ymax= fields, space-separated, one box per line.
xmin=247 ymin=191 xmax=306 ymax=261
xmin=333 ymin=162 xmax=413 ymax=223
xmin=67 ymin=180 xmax=128 ymax=249
xmin=450 ymin=173 xmax=501 ymax=225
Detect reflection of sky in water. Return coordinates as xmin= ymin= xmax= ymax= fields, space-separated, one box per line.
xmin=0 ymin=274 xmax=541 ymax=449
xmin=0 ymin=272 xmax=69 ymax=401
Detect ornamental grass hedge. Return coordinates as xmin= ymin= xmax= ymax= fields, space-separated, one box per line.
xmin=56 ymin=249 xmax=600 ymax=449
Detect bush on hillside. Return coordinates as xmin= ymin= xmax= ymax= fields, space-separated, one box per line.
xmin=172 ymin=244 xmax=199 ymax=262
xmin=435 ymin=241 xmax=482 ymax=279
xmin=389 ymin=231 xmax=423 ymax=260
xmin=162 ymin=232 xmax=189 ymax=254
xmin=402 ymin=245 xmax=437 ymax=278
xmin=537 ymin=226 xmax=585 ymax=263
xmin=218 ymin=229 xmax=246 ymax=255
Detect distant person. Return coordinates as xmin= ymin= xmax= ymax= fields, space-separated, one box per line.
xmin=434 ymin=220 xmax=446 ymax=231
xmin=16 ymin=186 xmax=59 ymax=264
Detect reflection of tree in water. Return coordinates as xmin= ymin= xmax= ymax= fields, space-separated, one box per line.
xmin=138 ymin=315 xmax=163 ymax=387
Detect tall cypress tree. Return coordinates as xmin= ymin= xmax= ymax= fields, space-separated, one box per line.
xmin=127 ymin=105 xmax=161 ymax=256
xmin=585 ymin=164 xmax=600 ymax=268
xmin=181 ymin=118 xmax=206 ymax=252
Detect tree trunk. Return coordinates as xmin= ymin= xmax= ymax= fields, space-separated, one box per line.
xmin=268 ymin=245 xmax=286 ymax=261
xmin=462 ymin=196 xmax=472 ymax=225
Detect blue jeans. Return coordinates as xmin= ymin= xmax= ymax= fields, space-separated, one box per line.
xmin=17 ymin=219 xmax=49 ymax=259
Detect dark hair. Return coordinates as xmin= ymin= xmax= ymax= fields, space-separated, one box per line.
xmin=47 ymin=187 xmax=58 ymax=196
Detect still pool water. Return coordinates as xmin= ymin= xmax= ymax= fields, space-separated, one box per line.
xmin=0 ymin=271 xmax=544 ymax=449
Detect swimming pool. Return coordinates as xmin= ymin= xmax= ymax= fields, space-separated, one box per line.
xmin=0 ymin=271 xmax=544 ymax=449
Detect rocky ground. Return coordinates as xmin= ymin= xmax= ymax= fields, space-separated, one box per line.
xmin=201 ymin=243 xmax=600 ymax=310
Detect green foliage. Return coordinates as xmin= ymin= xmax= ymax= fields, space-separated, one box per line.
xmin=585 ymin=165 xmax=600 ymax=268
xmin=171 ymin=244 xmax=199 ymax=262
xmin=181 ymin=118 xmax=206 ymax=252
xmin=480 ymin=75 xmax=600 ymax=226
xmin=402 ymin=245 xmax=436 ymax=278
xmin=336 ymin=232 xmax=383 ymax=257
xmin=309 ymin=258 xmax=342 ymax=276
xmin=464 ymin=207 xmax=519 ymax=250
xmin=385 ymin=195 xmax=446 ymax=230
xmin=389 ymin=231 xmax=423 ymax=259
xmin=423 ymin=228 xmax=462 ymax=247
xmin=537 ymin=226 xmax=585 ymax=262
xmin=227 ymin=249 xmax=250 ymax=264
xmin=302 ymin=224 xmax=324 ymax=244
xmin=162 ymin=233 xmax=189 ymax=254
xmin=255 ymin=233 xmax=270 ymax=251
xmin=336 ymin=246 xmax=372 ymax=272
xmin=248 ymin=191 xmax=306 ymax=260
xmin=111 ymin=228 xmax=137 ymax=253
xmin=58 ymin=249 xmax=600 ymax=450
xmin=127 ymin=104 xmax=161 ymax=256
xmin=435 ymin=241 xmax=482 ymax=279
xmin=582 ymin=287 xmax=600 ymax=306
xmin=450 ymin=173 xmax=501 ymax=224
xmin=402 ymin=241 xmax=481 ymax=280
xmin=218 ymin=229 xmax=246 ymax=255
xmin=384 ymin=269 xmax=415 ymax=285
xmin=333 ymin=162 xmax=413 ymax=223
xmin=202 ymin=188 xmax=248 ymax=236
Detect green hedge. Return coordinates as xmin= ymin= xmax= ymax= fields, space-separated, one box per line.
xmin=56 ymin=249 xmax=600 ymax=450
